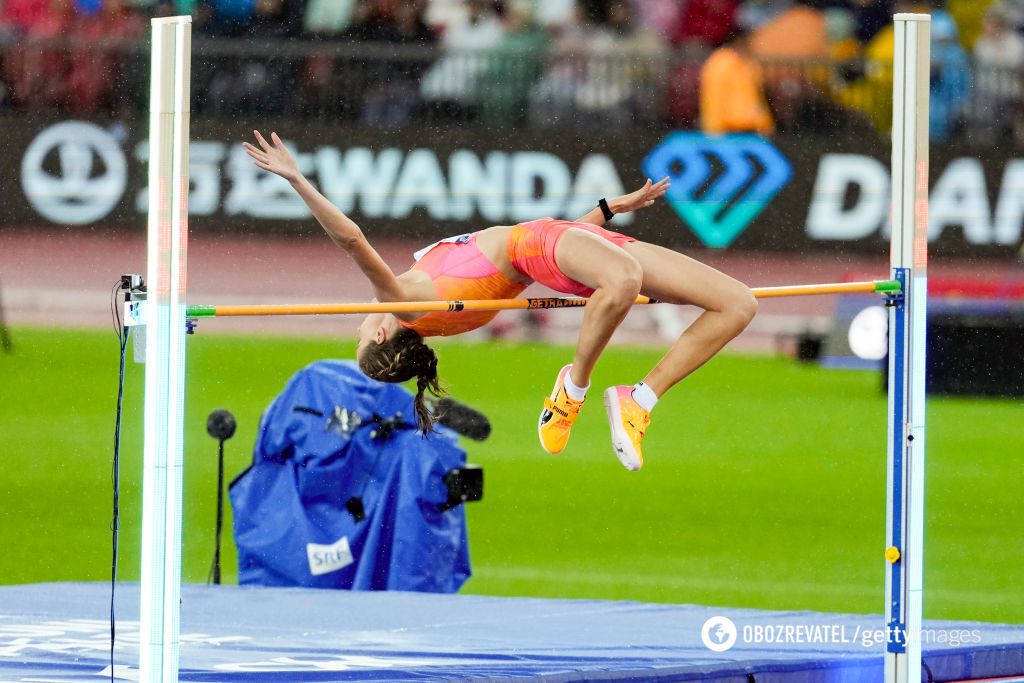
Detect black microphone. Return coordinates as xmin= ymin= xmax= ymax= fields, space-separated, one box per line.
xmin=431 ymin=397 xmax=491 ymax=441
xmin=206 ymin=409 xmax=236 ymax=585
xmin=207 ymin=409 xmax=237 ymax=442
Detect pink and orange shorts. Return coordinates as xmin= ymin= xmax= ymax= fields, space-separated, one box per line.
xmin=507 ymin=218 xmax=636 ymax=297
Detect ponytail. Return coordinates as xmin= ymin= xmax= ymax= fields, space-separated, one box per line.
xmin=412 ymin=351 xmax=442 ymax=434
xmin=358 ymin=327 xmax=444 ymax=434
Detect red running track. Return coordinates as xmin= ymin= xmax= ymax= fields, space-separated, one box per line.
xmin=1 ymin=226 xmax=1020 ymax=350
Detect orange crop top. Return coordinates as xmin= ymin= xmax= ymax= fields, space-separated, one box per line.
xmin=398 ymin=234 xmax=527 ymax=337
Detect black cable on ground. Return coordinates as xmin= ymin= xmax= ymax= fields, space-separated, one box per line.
xmin=109 ymin=280 xmax=130 ymax=683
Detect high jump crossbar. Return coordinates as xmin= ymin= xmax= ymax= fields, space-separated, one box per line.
xmin=136 ymin=14 xmax=927 ymax=683
xmin=182 ymin=280 xmax=902 ymax=319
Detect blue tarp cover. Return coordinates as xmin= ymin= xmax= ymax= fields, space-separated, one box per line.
xmin=230 ymin=360 xmax=470 ymax=592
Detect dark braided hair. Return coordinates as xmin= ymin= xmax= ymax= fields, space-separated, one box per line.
xmin=358 ymin=327 xmax=443 ymax=433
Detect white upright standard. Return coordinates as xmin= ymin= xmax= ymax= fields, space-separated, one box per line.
xmin=141 ymin=15 xmax=191 ymax=683
xmin=885 ymin=13 xmax=929 ymax=683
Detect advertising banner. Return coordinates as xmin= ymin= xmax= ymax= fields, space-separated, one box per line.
xmin=5 ymin=115 xmax=1023 ymax=257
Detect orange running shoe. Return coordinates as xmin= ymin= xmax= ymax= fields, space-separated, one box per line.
xmin=538 ymin=364 xmax=585 ymax=455
xmin=603 ymin=386 xmax=651 ymax=471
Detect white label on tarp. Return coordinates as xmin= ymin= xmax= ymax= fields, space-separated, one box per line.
xmin=306 ymin=536 xmax=354 ymax=576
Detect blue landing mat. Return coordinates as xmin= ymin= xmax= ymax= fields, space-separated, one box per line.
xmin=1 ymin=583 xmax=1023 ymax=682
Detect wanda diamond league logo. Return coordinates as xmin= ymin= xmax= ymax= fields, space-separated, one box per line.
xmin=643 ymin=132 xmax=792 ymax=248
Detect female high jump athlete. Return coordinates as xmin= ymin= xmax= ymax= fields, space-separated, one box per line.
xmin=244 ymin=131 xmax=757 ymax=471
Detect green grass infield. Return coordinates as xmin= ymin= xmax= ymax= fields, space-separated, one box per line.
xmin=0 ymin=327 xmax=1020 ymax=623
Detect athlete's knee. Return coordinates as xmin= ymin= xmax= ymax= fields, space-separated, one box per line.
xmin=601 ymin=255 xmax=643 ymax=302
xmin=728 ymin=287 xmax=758 ymax=328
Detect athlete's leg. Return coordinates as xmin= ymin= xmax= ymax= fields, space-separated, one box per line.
xmin=597 ymin=241 xmax=755 ymax=470
xmin=537 ymin=229 xmax=640 ymax=456
xmin=552 ymin=229 xmax=644 ymax=388
xmin=621 ymin=241 xmax=757 ymax=396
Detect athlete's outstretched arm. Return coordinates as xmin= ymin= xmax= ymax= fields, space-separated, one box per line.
xmin=244 ymin=130 xmax=406 ymax=304
xmin=575 ymin=177 xmax=671 ymax=226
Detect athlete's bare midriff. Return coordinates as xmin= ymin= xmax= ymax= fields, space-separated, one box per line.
xmin=393 ymin=225 xmax=526 ymax=306
xmin=473 ymin=225 xmax=529 ymax=284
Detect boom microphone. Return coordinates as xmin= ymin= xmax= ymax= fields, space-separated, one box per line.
xmin=431 ymin=397 xmax=491 ymax=441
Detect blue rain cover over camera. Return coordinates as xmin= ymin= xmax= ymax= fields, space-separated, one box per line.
xmin=229 ymin=360 xmax=471 ymax=592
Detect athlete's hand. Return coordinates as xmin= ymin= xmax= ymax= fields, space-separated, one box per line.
xmin=614 ymin=177 xmax=670 ymax=213
xmin=244 ymin=130 xmax=300 ymax=182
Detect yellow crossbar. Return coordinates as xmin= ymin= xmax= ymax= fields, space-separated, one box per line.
xmin=186 ymin=280 xmax=900 ymax=318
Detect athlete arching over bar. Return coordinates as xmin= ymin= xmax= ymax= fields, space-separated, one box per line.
xmin=245 ymin=130 xmax=757 ymax=471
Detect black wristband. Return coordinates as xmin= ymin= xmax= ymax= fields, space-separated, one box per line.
xmin=598 ymin=198 xmax=615 ymax=222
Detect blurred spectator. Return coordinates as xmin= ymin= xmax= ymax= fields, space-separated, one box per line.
xmin=972 ymin=2 xmax=1024 ymax=140
xmin=420 ymin=0 xmax=504 ymax=116
xmin=478 ymin=0 xmax=548 ymax=125
xmin=929 ymin=9 xmax=971 ymax=142
xmin=836 ymin=1 xmax=970 ymax=141
xmin=2 ymin=0 xmax=76 ymax=110
xmin=750 ymin=0 xmax=826 ymax=58
xmin=533 ymin=0 xmax=576 ymax=29
xmin=74 ymin=0 xmax=100 ymax=15
xmin=974 ymin=3 xmax=1024 ymax=84
xmin=356 ymin=0 xmax=437 ymax=126
xmin=205 ymin=0 xmax=254 ymax=36
xmin=0 ymin=0 xmax=1014 ymax=139
xmin=247 ymin=0 xmax=304 ymax=38
xmin=832 ymin=4 xmax=895 ymax=132
xmin=737 ymin=0 xmax=792 ymax=31
xmin=664 ymin=40 xmax=710 ymax=126
xmin=947 ymin=0 xmax=998 ymax=50
xmin=529 ymin=0 xmax=663 ymax=126
xmin=345 ymin=0 xmax=393 ymax=40
xmin=300 ymin=0 xmax=360 ymax=117
xmin=573 ymin=0 xmax=665 ymax=123
xmin=300 ymin=0 xmax=387 ymax=118
xmin=630 ymin=0 xmax=681 ymax=42
xmin=424 ymin=0 xmax=465 ymax=29
xmin=344 ymin=0 xmax=433 ymax=42
xmin=527 ymin=2 xmax=592 ymax=125
xmin=152 ymin=0 xmax=204 ymax=18
xmin=699 ymin=27 xmax=775 ymax=134
xmin=824 ymin=7 xmax=860 ymax=61
xmin=206 ymin=0 xmax=304 ymax=114
xmin=748 ymin=0 xmax=826 ymax=127
xmin=150 ymin=0 xmax=210 ymax=33
xmin=1002 ymin=0 xmax=1024 ymax=23
xmin=670 ymin=0 xmax=737 ymax=48
xmin=303 ymin=0 xmax=356 ymax=35
xmin=822 ymin=8 xmax=864 ymax=118
xmin=67 ymin=0 xmax=145 ymax=113
xmin=1 ymin=0 xmax=53 ymax=34
xmin=850 ymin=0 xmax=892 ymax=44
